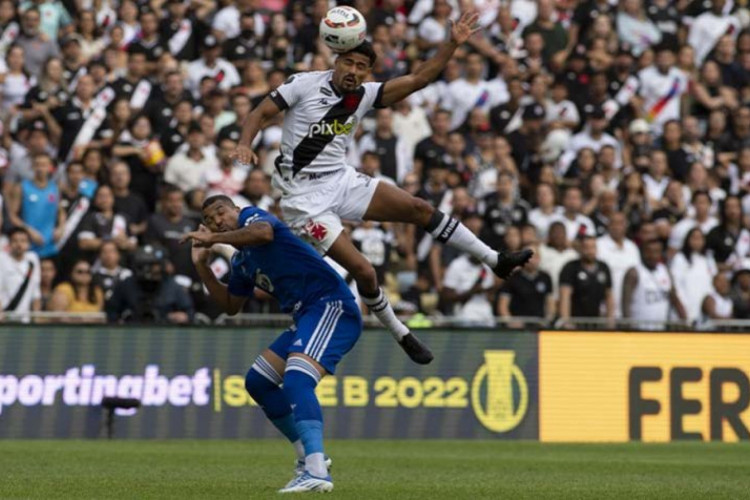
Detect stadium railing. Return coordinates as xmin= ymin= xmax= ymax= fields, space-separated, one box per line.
xmin=1 ymin=312 xmax=747 ymax=331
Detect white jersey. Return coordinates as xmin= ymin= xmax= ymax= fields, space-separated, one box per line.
xmin=630 ymin=262 xmax=672 ymax=323
xmin=0 ymin=250 xmax=41 ymax=317
xmin=271 ymin=70 xmax=384 ymax=176
xmin=597 ymin=235 xmax=641 ymax=319
xmin=637 ymin=66 xmax=689 ymax=135
xmin=702 ymin=291 xmax=733 ymax=328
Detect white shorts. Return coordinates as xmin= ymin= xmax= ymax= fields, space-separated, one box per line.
xmin=273 ymin=167 xmax=380 ymax=254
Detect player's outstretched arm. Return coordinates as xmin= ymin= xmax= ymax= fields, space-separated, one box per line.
xmin=378 ymin=11 xmax=480 ymax=108
xmin=181 ymin=222 xmax=274 ymax=248
xmin=191 ymin=244 xmax=247 ymax=315
xmin=230 ymin=97 xmax=284 ymax=165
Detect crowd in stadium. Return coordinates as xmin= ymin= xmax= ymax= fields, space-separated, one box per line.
xmin=1 ymin=0 xmax=750 ymax=327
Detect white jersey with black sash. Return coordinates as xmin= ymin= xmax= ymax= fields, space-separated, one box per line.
xmin=0 ymin=251 xmax=41 ymax=315
xmin=269 ymin=70 xmax=385 ymax=178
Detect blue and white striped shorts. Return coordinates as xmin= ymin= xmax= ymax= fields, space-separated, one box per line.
xmin=269 ymin=298 xmax=362 ymax=374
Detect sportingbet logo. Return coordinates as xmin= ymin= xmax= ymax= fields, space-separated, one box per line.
xmin=308 ymin=119 xmax=356 ymax=138
xmin=0 ymin=365 xmax=211 ymax=415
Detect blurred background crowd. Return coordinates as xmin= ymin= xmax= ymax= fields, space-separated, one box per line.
xmin=2 ymin=0 xmax=750 ymax=327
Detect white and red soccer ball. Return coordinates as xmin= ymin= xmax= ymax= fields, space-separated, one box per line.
xmin=319 ymin=6 xmax=367 ymax=53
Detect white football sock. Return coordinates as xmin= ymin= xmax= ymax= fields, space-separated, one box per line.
xmin=293 ymin=440 xmax=305 ymax=461
xmin=361 ymin=288 xmax=409 ymax=341
xmin=306 ymin=452 xmax=328 ymax=477
xmin=428 ymin=212 xmax=498 ymax=267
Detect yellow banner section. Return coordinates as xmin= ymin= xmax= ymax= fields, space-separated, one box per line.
xmin=539 ymin=332 xmax=750 ymax=442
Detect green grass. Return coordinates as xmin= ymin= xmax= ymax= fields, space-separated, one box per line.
xmin=1 ymin=440 xmax=750 ymax=499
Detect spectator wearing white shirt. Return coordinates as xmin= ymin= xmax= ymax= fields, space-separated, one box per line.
xmin=202 ymin=138 xmax=246 ymax=203
xmin=356 ymin=108 xmax=412 ymax=183
xmin=391 ymin=99 xmax=432 ymax=156
xmin=0 ymin=227 xmax=41 ymax=320
xmin=668 ymin=190 xmax=719 ymax=258
xmin=416 ymin=0 xmax=452 ymax=56
xmin=164 ymin=123 xmax=217 ymax=194
xmin=643 ymin=150 xmax=671 ymax=207
xmin=550 ymin=186 xmax=597 ymax=242
xmin=528 ymin=182 xmax=562 ymax=240
xmin=186 ymin=35 xmax=241 ymax=99
xmin=442 ymin=52 xmax=508 ymax=130
xmin=670 ymin=227 xmax=718 ymax=324
xmin=440 ymin=213 xmax=496 ymax=326
xmin=538 ymin=221 xmax=579 ymax=299
xmin=637 ymin=44 xmax=689 ymax=135
xmin=211 ymin=0 xmax=265 ymax=42
xmin=687 ymin=0 xmax=741 ymax=66
xmin=559 ymin=107 xmax=621 ymax=173
xmin=702 ymin=273 xmax=734 ymax=326
xmin=616 ymin=0 xmax=662 ymax=57
xmin=546 ymin=79 xmax=580 ymax=131
xmin=597 ymin=212 xmax=641 ymax=318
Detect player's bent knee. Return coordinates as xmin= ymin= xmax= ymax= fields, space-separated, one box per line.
xmin=245 ymin=355 xmax=283 ymax=396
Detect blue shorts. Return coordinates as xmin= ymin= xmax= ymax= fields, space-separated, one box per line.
xmin=269 ymin=298 xmax=362 ymax=374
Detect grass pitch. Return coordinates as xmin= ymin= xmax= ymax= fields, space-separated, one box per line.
xmin=1 ymin=440 xmax=749 ymax=499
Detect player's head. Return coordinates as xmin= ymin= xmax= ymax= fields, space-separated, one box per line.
xmin=202 ymin=195 xmax=241 ymax=232
xmin=333 ymin=41 xmax=376 ymax=93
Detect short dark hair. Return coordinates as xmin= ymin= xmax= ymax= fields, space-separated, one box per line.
xmin=161 ymin=183 xmax=183 ymax=199
xmin=692 ymin=189 xmax=711 ymax=204
xmin=361 ymin=150 xmax=379 ymax=162
xmin=339 ymin=40 xmax=376 ymax=66
xmin=8 ymin=226 xmax=29 ymax=239
xmin=202 ymin=195 xmax=236 ymax=211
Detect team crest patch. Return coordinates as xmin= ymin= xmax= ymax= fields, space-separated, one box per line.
xmin=305 ymin=220 xmax=329 ymax=242
xmin=343 ymin=93 xmax=362 ymax=110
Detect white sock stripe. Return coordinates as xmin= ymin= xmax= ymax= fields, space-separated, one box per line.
xmin=286 ymin=357 xmax=321 ymax=382
xmin=304 ymin=303 xmax=334 ymax=356
xmin=307 ymin=301 xmax=341 ymax=358
xmin=429 ymin=213 xmax=451 ymax=238
xmin=312 ymin=301 xmax=343 ymax=361
xmin=360 ymin=289 xmax=384 ymax=305
xmin=255 ymin=362 xmax=282 ymax=385
xmin=309 ymin=300 xmax=342 ymax=359
xmin=285 ymin=364 xmax=320 ymax=381
xmin=251 ymin=363 xmax=282 ymax=386
xmin=255 ymin=356 xmax=283 ymax=385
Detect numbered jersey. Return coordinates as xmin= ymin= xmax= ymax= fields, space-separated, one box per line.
xmin=227 ymin=207 xmax=353 ymax=314
xmin=269 ymin=70 xmax=385 ymax=176
xmin=631 ymin=263 xmax=672 ymax=322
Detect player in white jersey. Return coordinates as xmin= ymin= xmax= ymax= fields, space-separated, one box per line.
xmin=232 ymin=11 xmax=532 ymax=364
xmin=622 ymin=239 xmax=686 ymax=328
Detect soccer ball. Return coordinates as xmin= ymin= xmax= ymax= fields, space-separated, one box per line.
xmin=319 ymin=6 xmax=367 ymax=53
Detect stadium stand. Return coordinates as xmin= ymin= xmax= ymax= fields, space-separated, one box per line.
xmin=2 ymin=0 xmax=750 ymax=330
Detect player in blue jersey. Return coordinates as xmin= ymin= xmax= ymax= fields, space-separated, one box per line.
xmin=183 ymin=195 xmax=360 ymax=493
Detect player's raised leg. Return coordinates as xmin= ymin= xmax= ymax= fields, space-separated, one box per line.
xmin=326 ymin=233 xmax=433 ymax=365
xmin=363 ymin=181 xmax=533 ymax=278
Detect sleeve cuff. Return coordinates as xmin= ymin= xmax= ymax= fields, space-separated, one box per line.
xmin=373 ymin=83 xmax=386 ymax=109
xmin=269 ymin=90 xmax=289 ymax=111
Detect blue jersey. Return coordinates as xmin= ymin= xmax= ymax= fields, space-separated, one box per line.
xmin=227 ymin=207 xmax=353 ymax=314
xmin=21 ymin=179 xmax=59 ymax=258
